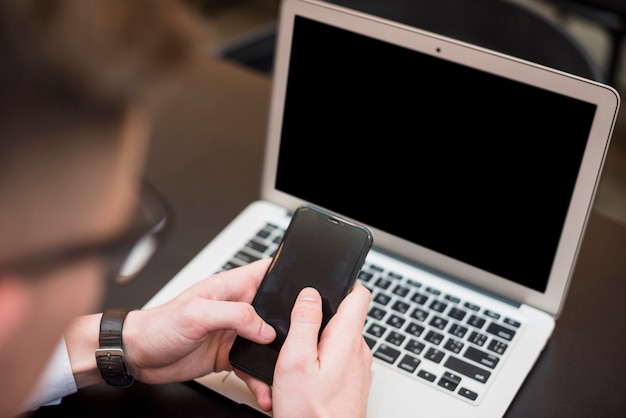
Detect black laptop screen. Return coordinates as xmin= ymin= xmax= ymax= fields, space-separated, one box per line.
xmin=275 ymin=16 xmax=597 ymax=293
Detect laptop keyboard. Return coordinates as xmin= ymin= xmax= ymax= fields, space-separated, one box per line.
xmin=219 ymin=222 xmax=523 ymax=405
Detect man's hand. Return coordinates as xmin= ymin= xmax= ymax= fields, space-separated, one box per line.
xmin=121 ymin=259 xmax=276 ymax=383
xmin=243 ymin=283 xmax=373 ymax=416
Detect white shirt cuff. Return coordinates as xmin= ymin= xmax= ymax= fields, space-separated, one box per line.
xmin=21 ymin=336 xmax=78 ymax=411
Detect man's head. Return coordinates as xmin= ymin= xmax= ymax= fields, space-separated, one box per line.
xmin=0 ymin=1 xmax=202 ymax=415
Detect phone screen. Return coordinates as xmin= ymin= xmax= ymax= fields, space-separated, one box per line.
xmin=229 ymin=204 xmax=373 ymax=384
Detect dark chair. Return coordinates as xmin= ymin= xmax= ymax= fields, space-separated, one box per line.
xmin=219 ymin=0 xmax=603 ymax=82
xmin=543 ymin=0 xmax=626 ymax=85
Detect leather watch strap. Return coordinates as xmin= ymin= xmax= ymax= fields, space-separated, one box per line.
xmin=96 ymin=308 xmax=135 ymax=387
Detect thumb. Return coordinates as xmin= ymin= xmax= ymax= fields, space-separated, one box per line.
xmin=282 ymin=287 xmax=323 ymax=358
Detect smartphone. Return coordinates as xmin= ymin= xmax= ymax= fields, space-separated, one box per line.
xmin=229 ymin=204 xmax=373 ymax=385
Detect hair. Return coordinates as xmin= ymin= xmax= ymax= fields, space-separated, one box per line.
xmin=0 ymin=0 xmax=207 ymax=263
xmin=0 ymin=0 xmax=205 ymax=135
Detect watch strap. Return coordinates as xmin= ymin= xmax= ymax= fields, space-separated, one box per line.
xmin=96 ymin=308 xmax=135 ymax=387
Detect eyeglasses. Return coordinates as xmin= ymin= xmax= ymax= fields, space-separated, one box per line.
xmin=0 ymin=182 xmax=170 ymax=284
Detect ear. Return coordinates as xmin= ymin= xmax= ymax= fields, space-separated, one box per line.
xmin=0 ymin=275 xmax=32 ymax=349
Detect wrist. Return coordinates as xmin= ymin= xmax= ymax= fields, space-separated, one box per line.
xmin=99 ymin=308 xmax=143 ymax=381
xmin=64 ymin=313 xmax=105 ymax=389
xmin=119 ymin=309 xmax=139 ymax=378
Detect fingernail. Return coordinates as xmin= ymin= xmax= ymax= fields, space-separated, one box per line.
xmin=299 ymin=287 xmax=320 ymax=302
xmin=260 ymin=322 xmax=275 ymax=341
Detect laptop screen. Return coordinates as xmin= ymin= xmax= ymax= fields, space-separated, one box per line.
xmin=275 ymin=16 xmax=597 ymax=293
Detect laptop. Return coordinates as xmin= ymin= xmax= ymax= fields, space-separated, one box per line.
xmin=143 ymin=0 xmax=620 ymax=416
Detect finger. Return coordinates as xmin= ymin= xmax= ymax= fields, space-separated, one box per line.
xmin=233 ymin=370 xmax=273 ymax=411
xmin=318 ymin=282 xmax=371 ymax=355
xmin=337 ymin=282 xmax=371 ymax=323
xmin=195 ymin=258 xmax=271 ymax=303
xmin=279 ymin=287 xmax=323 ymax=363
xmin=185 ymin=298 xmax=276 ymax=344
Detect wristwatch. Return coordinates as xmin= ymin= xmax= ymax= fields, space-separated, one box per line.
xmin=95 ymin=308 xmax=135 ymax=387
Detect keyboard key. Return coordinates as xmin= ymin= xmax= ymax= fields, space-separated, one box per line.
xmin=486 ymin=322 xmax=516 ymax=341
xmin=504 ymin=317 xmax=521 ymax=328
xmin=417 ymin=370 xmax=437 ymax=382
xmin=449 ymin=324 xmax=468 ymax=338
xmin=392 ymin=285 xmax=410 ymax=297
xmin=369 ymin=264 xmax=384 ymax=272
xmin=468 ymin=331 xmax=487 ymax=346
xmin=358 ymin=271 xmax=374 ymax=282
xmin=488 ymin=339 xmax=508 ymax=355
xmin=374 ymin=344 xmax=401 ymax=364
xmin=385 ymin=331 xmax=406 ymax=346
xmin=397 ymin=354 xmax=420 ymax=373
xmin=438 ymin=372 xmax=462 ymax=391
xmin=375 ymin=277 xmax=392 ymax=290
xmin=425 ymin=286 xmax=441 ymax=296
xmin=233 ymin=250 xmax=259 ymax=264
xmin=425 ymin=330 xmax=444 ymax=345
xmin=445 ymin=356 xmax=491 ymax=383
xmin=373 ymin=293 xmax=391 ymax=306
xmin=410 ymin=307 xmax=429 ymax=322
xmin=484 ymin=309 xmax=501 ymax=319
xmin=458 ymin=387 xmax=478 ymax=401
xmin=368 ymin=306 xmax=386 ymax=320
xmin=405 ymin=339 xmax=425 ymax=355
xmin=424 ymin=347 xmax=445 ymax=363
xmin=406 ymin=279 xmax=422 ymax=288
xmin=429 ymin=300 xmax=448 ymax=313
xmin=386 ymin=314 xmax=406 ymax=328
xmin=388 ymin=271 xmax=403 ymax=280
xmin=429 ymin=315 xmax=448 ymax=330
xmin=467 ymin=315 xmax=486 ymax=329
xmin=464 ymin=302 xmax=481 ymax=311
xmin=366 ymin=323 xmax=386 ymax=338
xmin=464 ymin=346 xmax=500 ymax=369
xmin=444 ymin=338 xmax=464 ymax=354
xmin=391 ymin=300 xmax=410 ymax=314
xmin=221 ymin=261 xmax=239 ymax=271
xmin=405 ymin=322 xmax=425 ymax=337
xmin=410 ymin=293 xmax=429 ymax=305
xmin=448 ymin=307 xmax=467 ymax=321
xmin=245 ymin=240 xmax=268 ymax=254
xmin=445 ymin=294 xmax=461 ymax=304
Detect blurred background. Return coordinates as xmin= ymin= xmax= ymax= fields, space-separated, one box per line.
xmin=188 ymin=0 xmax=626 ymax=227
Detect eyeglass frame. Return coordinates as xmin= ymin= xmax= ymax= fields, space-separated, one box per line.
xmin=0 ymin=181 xmax=170 ymax=284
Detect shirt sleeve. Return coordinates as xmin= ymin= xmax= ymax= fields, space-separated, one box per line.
xmin=20 ymin=336 xmax=78 ymax=411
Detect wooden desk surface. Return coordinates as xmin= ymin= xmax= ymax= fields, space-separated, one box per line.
xmin=29 ymin=57 xmax=626 ymax=418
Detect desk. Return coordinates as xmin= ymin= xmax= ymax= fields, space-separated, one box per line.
xmin=29 ymin=57 xmax=626 ymax=417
